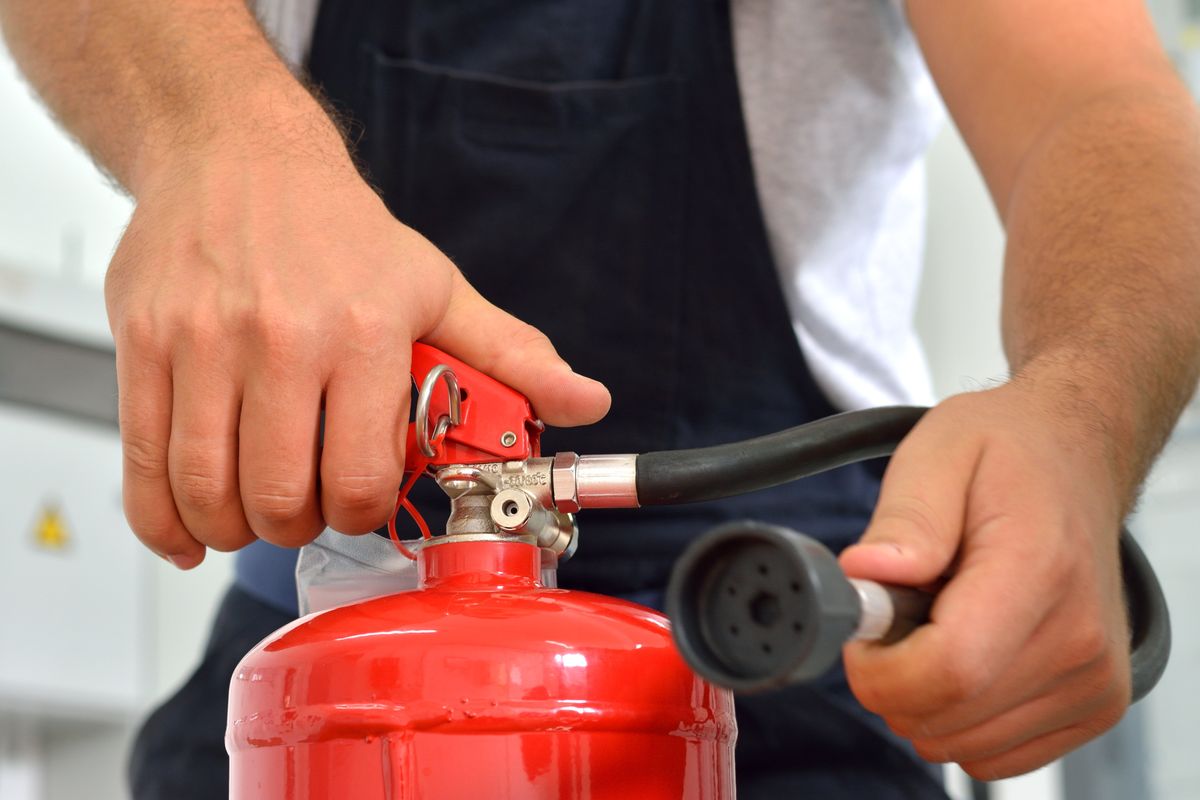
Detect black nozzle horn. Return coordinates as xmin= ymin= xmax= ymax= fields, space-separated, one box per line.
xmin=666 ymin=521 xmax=861 ymax=693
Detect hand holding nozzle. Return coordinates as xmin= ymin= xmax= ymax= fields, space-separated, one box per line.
xmin=404 ymin=355 xmax=1169 ymax=701
xmin=665 ymin=521 xmax=935 ymax=692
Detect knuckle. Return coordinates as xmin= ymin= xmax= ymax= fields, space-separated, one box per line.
xmin=115 ymin=313 xmax=161 ymax=351
xmin=937 ymin=653 xmax=992 ymax=705
xmin=176 ymin=310 xmax=224 ymax=352
xmin=340 ymin=301 xmax=393 ymax=347
xmin=173 ymin=470 xmax=229 ymax=511
xmin=485 ymin=324 xmax=556 ymax=373
xmin=875 ymin=494 xmax=947 ymax=545
xmin=1042 ymin=552 xmax=1073 ymax=591
xmin=1040 ymin=533 xmax=1079 ymax=585
xmin=170 ymin=453 xmax=230 ymax=511
xmin=115 ymin=331 xmax=172 ymax=374
xmin=1065 ymin=621 xmax=1110 ymax=670
xmin=223 ymin=298 xmax=259 ymax=338
xmin=325 ymin=471 xmax=394 ymax=516
xmin=248 ymin=307 xmax=307 ymax=357
xmin=509 ymin=323 xmax=553 ymax=352
xmin=457 ymin=319 xmax=561 ymax=383
xmin=123 ymin=432 xmax=169 ymax=480
xmin=245 ymin=480 xmax=312 ymax=525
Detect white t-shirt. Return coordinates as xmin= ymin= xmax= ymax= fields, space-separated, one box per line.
xmin=254 ymin=0 xmax=943 ymax=410
xmin=733 ymin=2 xmax=943 ymax=409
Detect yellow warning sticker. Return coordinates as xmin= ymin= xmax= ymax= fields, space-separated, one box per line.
xmin=32 ymin=503 xmax=70 ymax=551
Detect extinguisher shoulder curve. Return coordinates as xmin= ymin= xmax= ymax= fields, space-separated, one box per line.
xmin=228 ymin=582 xmax=736 ymax=751
xmin=242 ymin=585 xmax=675 ymax=658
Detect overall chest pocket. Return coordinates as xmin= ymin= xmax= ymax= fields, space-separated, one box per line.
xmin=361 ymin=49 xmax=688 ymax=454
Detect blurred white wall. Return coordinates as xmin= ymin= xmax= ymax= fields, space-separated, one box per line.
xmin=0 ymin=49 xmax=131 ymax=283
xmin=916 ymin=127 xmax=1008 ymax=397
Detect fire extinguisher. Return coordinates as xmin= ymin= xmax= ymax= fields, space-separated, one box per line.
xmin=226 ymin=345 xmax=1170 ymax=799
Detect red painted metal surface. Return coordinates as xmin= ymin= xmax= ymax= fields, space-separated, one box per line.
xmin=227 ymin=540 xmax=737 ymax=799
xmin=406 ymin=343 xmax=543 ymax=468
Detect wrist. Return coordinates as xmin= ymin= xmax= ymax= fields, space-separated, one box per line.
xmin=129 ymin=74 xmax=355 ymax=198
xmin=1006 ymin=350 xmax=1143 ymax=511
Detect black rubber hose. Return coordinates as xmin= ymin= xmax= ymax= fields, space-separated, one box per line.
xmin=1122 ymin=530 xmax=1172 ymax=702
xmin=636 ymin=406 xmax=928 ymax=505
xmin=641 ymin=405 xmax=1170 ymax=702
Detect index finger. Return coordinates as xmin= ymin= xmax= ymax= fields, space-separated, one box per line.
xmin=115 ymin=344 xmax=206 ymax=568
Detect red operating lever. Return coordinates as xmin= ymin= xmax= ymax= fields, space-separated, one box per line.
xmin=404 ymin=342 xmax=543 ymax=470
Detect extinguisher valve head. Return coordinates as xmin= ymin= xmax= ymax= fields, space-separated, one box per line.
xmin=433 ymin=462 xmax=579 ymax=562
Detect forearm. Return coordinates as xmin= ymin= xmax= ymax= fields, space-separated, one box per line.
xmin=1001 ymin=82 xmax=1200 ymax=506
xmin=0 ymin=0 xmax=344 ymax=194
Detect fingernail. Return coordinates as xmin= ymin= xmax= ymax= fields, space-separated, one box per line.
xmin=166 ymin=553 xmax=201 ymax=570
xmin=857 ymin=542 xmax=907 ymax=557
xmin=556 ymin=364 xmax=600 ymax=384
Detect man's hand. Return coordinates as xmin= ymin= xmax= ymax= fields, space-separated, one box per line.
xmin=0 ymin=0 xmax=609 ymax=568
xmin=839 ymin=378 xmax=1131 ymax=780
xmin=883 ymin=0 xmax=1200 ymax=775
xmin=106 ymin=122 xmax=610 ymax=569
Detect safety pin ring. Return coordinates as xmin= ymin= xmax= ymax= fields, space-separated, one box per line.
xmin=415 ymin=364 xmax=462 ymax=459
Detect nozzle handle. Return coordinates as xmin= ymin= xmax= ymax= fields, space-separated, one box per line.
xmin=668 ymin=520 xmax=1169 ymax=703
xmin=847 ymin=578 xmax=934 ymax=645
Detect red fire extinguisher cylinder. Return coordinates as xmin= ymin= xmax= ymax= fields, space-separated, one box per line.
xmin=227 ymin=537 xmax=736 ymax=798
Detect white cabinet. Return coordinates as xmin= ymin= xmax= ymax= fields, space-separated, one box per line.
xmin=0 ymin=401 xmax=151 ymax=719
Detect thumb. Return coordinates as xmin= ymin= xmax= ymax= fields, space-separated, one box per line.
xmin=423 ymin=271 xmax=612 ymax=427
xmin=839 ymin=411 xmax=978 ymax=588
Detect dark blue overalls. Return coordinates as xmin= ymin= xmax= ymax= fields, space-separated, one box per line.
xmin=130 ymin=3 xmax=949 ymax=797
